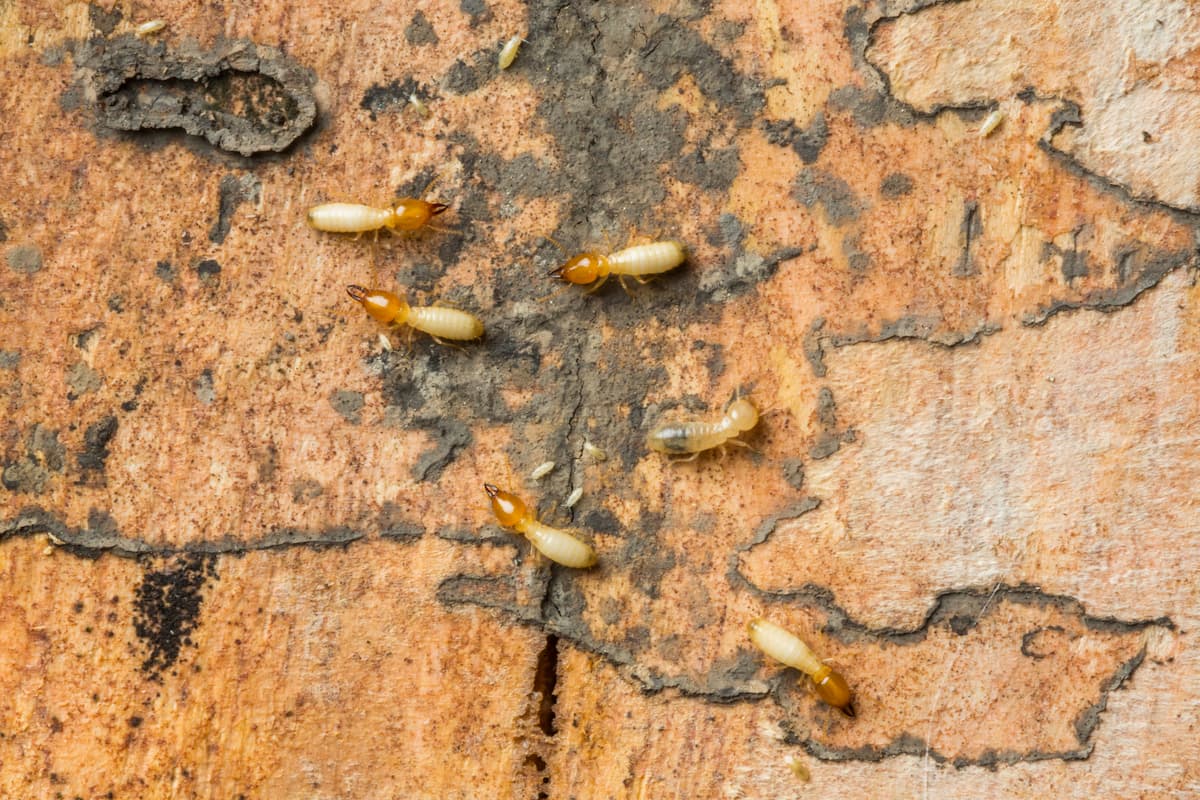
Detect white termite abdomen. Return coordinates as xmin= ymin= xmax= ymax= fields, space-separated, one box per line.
xmin=646 ymin=419 xmax=729 ymax=454
xmin=406 ymin=306 xmax=484 ymax=340
xmin=607 ymin=241 xmax=686 ymax=277
xmin=747 ymin=618 xmax=823 ymax=676
xmin=520 ymin=520 xmax=596 ymax=568
xmin=308 ymin=202 xmax=391 ymax=233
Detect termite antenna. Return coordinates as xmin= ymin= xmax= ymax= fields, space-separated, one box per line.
xmin=540 ymin=234 xmax=566 ymax=254
xmin=420 ymin=174 xmax=441 ymax=197
xmin=483 ymin=483 xmax=500 ymax=498
xmin=346 ymin=285 xmax=369 ymax=303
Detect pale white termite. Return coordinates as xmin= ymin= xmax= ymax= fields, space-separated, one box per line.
xmin=347 ymin=286 xmax=484 ymax=342
xmin=484 ymin=484 xmax=597 ymax=568
xmin=583 ymin=441 xmax=607 ymax=461
xmin=408 ymin=93 xmax=431 ymax=118
xmin=134 ymin=20 xmax=167 ymax=37
xmin=646 ymin=397 xmax=758 ymax=460
xmin=979 ymin=108 xmax=1005 ymax=138
xmin=785 ymin=755 xmax=811 ymax=783
xmin=498 ymin=35 xmax=525 ymax=69
xmin=564 ymin=486 xmax=583 ymax=508
xmin=308 ymin=197 xmax=448 ymax=235
xmin=550 ymin=240 xmax=686 ymax=292
xmin=747 ymin=618 xmax=855 ymax=716
xmin=530 ymin=461 xmax=557 ymax=480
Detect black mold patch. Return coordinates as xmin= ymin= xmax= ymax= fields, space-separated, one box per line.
xmin=0 ymin=216 xmax=8 ymax=242
xmin=360 ymin=77 xmax=428 ymax=120
xmin=880 ymin=172 xmax=913 ymax=198
xmin=762 ymin=113 xmax=828 ymax=164
xmin=0 ymin=350 xmax=19 ymax=369
xmin=87 ymin=4 xmax=123 ymax=36
xmin=329 ymin=389 xmax=364 ymax=425
xmin=133 ymin=553 xmax=217 ymax=676
xmin=841 ymin=231 xmax=870 ymax=274
xmin=460 ymin=0 xmax=491 ymax=24
xmin=194 ymin=258 xmax=221 ymax=281
xmin=5 ymin=244 xmax=43 ymax=274
xmin=405 ymin=12 xmax=439 ymax=46
xmin=810 ymin=387 xmax=856 ymax=459
xmin=793 ymin=168 xmax=864 ymax=226
xmin=2 ymin=425 xmax=65 ymax=495
xmin=411 ymin=418 xmax=472 ymax=482
xmin=781 ymin=458 xmax=805 ymax=490
xmin=827 ymin=82 xmax=913 ymax=129
xmin=73 ymin=37 xmax=317 ymax=156
xmin=674 ymin=144 xmax=742 ymax=191
xmin=291 ymin=478 xmax=324 ymax=503
xmin=154 ymin=260 xmax=176 ymax=282
xmin=443 ymin=50 xmax=494 ymax=96
xmin=208 ymin=174 xmax=262 ymax=244
xmin=76 ymin=415 xmax=118 ymax=483
xmin=66 ymin=362 xmax=103 ymax=400
xmin=193 ymin=369 xmax=215 ymax=405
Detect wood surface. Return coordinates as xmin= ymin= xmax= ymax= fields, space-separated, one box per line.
xmin=1 ymin=0 xmax=1198 ymax=798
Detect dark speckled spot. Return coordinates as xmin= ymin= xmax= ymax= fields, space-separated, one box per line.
xmin=6 ymin=244 xmax=43 ymax=274
xmin=330 ymin=390 xmax=364 ymax=425
xmin=460 ymin=0 xmax=491 ymax=25
xmin=405 ymin=11 xmax=439 ymax=46
xmin=880 ymin=172 xmax=913 ymax=198
xmin=793 ymin=168 xmax=864 ymax=225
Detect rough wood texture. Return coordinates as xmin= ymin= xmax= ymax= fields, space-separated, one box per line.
xmin=2 ymin=0 xmax=1198 ymax=797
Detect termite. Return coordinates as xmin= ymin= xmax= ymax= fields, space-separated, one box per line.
xmin=747 ymin=618 xmax=855 ymax=717
xmin=564 ymin=486 xmax=583 ymax=508
xmin=308 ymin=189 xmax=450 ymax=236
xmin=483 ymin=484 xmax=597 ymax=568
xmin=134 ymin=19 xmax=167 ymax=37
xmin=549 ymin=240 xmax=686 ymax=292
xmin=530 ymin=461 xmax=556 ymax=480
xmin=347 ymin=285 xmax=483 ymax=343
xmin=978 ymin=108 xmax=1005 ymax=138
xmin=646 ymin=397 xmax=759 ymax=461
xmin=498 ymin=35 xmax=525 ymax=69
xmin=408 ymin=93 xmax=431 ymax=118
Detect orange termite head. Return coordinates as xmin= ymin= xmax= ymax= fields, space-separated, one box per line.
xmin=388 ymin=198 xmax=450 ymax=232
xmin=347 ymin=285 xmax=409 ymax=324
xmin=484 ymin=483 xmax=528 ymax=529
xmin=549 ymin=252 xmax=606 ymax=285
xmin=811 ymin=665 xmax=855 ymax=717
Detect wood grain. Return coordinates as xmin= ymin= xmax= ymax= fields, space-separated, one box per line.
xmin=2 ymin=0 xmax=1197 ymax=797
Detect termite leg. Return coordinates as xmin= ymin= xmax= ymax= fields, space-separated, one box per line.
xmin=430 ymin=335 xmax=468 ymax=352
xmin=585 ymin=274 xmax=610 ymax=294
xmin=669 ymin=452 xmax=701 ymax=464
xmin=617 ymin=275 xmax=634 ymax=296
xmin=423 ymin=224 xmax=464 ymax=236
